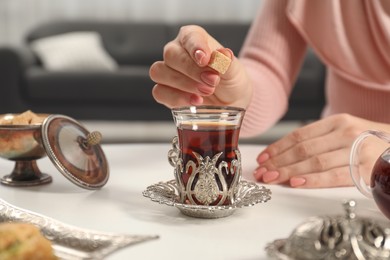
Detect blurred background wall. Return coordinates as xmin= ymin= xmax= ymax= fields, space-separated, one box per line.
xmin=0 ymin=0 xmax=262 ymax=46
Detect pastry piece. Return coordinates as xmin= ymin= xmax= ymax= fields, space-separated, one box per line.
xmin=207 ymin=50 xmax=232 ymax=74
xmin=0 ymin=115 xmax=13 ymax=125
xmin=0 ymin=222 xmax=57 ymax=260
xmin=0 ymin=110 xmax=45 ymax=125
xmin=30 ymin=112 xmax=45 ymax=125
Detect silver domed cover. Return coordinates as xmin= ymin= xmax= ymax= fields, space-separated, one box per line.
xmin=266 ymin=200 xmax=390 ymax=260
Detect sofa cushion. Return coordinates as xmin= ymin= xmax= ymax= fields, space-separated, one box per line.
xmin=30 ymin=31 xmax=118 ymax=71
xmin=25 ymin=66 xmax=155 ymax=104
xmin=26 ymin=21 xmax=167 ymax=66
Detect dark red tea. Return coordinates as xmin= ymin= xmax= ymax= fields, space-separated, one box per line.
xmin=177 ymin=122 xmax=240 ymax=205
xmin=370 ymin=153 xmax=390 ymax=219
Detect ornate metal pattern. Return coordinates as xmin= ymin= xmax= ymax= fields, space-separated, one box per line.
xmin=168 ymin=136 xmax=242 ymax=206
xmin=266 ymin=200 xmax=390 ymax=260
xmin=0 ymin=199 xmax=158 ymax=259
xmin=143 ymin=179 xmax=272 ymax=218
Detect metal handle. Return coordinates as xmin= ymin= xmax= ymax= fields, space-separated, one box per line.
xmin=84 ymin=131 xmax=102 ymax=147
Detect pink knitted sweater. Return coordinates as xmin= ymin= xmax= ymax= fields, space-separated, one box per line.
xmin=239 ymin=0 xmax=390 ymax=137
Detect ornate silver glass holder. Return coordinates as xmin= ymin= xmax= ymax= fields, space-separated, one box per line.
xmin=0 ymin=199 xmax=158 ymax=259
xmin=266 ymin=200 xmax=390 ymax=260
xmin=168 ymin=136 xmax=244 ymax=206
xmin=144 ymin=137 xmax=271 ymax=219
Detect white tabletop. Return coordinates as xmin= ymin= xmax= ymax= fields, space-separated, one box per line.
xmin=0 ymin=143 xmax=384 ymax=259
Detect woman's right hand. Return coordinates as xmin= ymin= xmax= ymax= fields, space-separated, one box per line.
xmin=149 ymin=25 xmax=252 ymax=109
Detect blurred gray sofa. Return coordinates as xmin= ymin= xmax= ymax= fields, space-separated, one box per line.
xmin=0 ymin=20 xmax=325 ymax=121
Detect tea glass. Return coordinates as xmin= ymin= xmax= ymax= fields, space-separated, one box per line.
xmin=169 ymin=106 xmax=245 ymax=206
xmin=350 ymin=130 xmax=390 ymax=220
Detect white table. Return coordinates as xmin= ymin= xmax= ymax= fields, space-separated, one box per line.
xmin=0 ymin=143 xmax=384 ymax=259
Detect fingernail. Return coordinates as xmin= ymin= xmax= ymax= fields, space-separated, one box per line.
xmin=263 ymin=171 xmax=279 ymax=183
xmin=194 ymin=50 xmax=206 ymax=66
xmin=200 ymin=71 xmax=220 ymax=86
xmin=219 ymin=48 xmax=234 ymax=59
xmin=226 ymin=48 xmax=234 ymax=59
xmin=257 ymin=153 xmax=270 ymax=164
xmin=253 ymin=167 xmax=267 ymax=180
xmin=190 ymin=94 xmax=203 ymax=105
xmin=290 ymin=177 xmax=306 ymax=187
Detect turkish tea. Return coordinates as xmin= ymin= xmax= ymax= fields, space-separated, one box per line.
xmin=371 ymin=153 xmax=390 ymax=219
xmin=171 ymin=106 xmax=245 ymax=206
xmin=178 ymin=123 xmax=240 ymax=191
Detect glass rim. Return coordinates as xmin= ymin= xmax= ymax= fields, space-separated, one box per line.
xmin=171 ymin=105 xmax=245 ymax=115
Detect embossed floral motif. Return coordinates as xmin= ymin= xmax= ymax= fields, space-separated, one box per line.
xmin=168 ymin=136 xmax=242 ymax=206
xmin=168 ymin=136 xmax=181 ymax=168
xmin=192 ymin=152 xmax=222 ymax=205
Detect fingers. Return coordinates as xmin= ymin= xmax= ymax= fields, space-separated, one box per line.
xmin=163 ymin=40 xmax=206 ymax=78
xmin=150 ymin=26 xmax=225 ymax=105
xmin=260 ymin=130 xmax=349 ymax=169
xmin=152 ymin=84 xmax=203 ymax=108
xmin=290 ymin=166 xmax=354 ymax=188
xmin=256 ymin=115 xmax=361 ymax=175
xmin=254 ymin=160 xmax=353 ymax=189
xmin=152 ymin=26 xmax=225 ymax=108
xmin=252 ymin=114 xmax=387 ymax=189
xmin=177 ymin=25 xmax=216 ymax=66
xmin=284 ymin=148 xmax=350 ymax=176
xmin=253 ymin=120 xmax=354 ymax=188
xmin=258 ymin=118 xmax=337 ymax=161
xmin=150 ymin=61 xmax=216 ymax=97
xmin=254 ymin=148 xmax=350 ymax=183
xmin=150 ymin=24 xmax=251 ymax=109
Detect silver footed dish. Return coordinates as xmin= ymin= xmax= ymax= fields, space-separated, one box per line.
xmin=143 ymin=179 xmax=272 ymax=219
xmin=0 ymin=199 xmax=158 ymax=260
xmin=265 ymin=200 xmax=390 ymax=260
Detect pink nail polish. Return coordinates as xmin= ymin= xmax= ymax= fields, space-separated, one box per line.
xmin=253 ymin=171 xmax=262 ymax=180
xmin=190 ymin=94 xmax=203 ymax=105
xmin=194 ymin=50 xmax=206 ymax=65
xmin=253 ymin=167 xmax=267 ymax=180
xmin=290 ymin=177 xmax=306 ymax=187
xmin=200 ymin=72 xmax=220 ymax=86
xmin=263 ymin=171 xmax=279 ymax=183
xmin=257 ymin=153 xmax=270 ymax=164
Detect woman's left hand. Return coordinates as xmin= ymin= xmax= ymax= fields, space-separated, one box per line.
xmin=253 ymin=113 xmax=390 ymax=188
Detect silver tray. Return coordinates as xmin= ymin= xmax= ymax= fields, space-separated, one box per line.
xmin=0 ymin=199 xmax=158 ymax=260
xmin=143 ymin=179 xmax=272 ymax=218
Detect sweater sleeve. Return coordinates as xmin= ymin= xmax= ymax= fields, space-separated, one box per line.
xmin=238 ymin=0 xmax=308 ymax=137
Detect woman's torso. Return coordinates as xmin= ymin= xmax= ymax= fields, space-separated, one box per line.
xmin=287 ymin=0 xmax=390 ymax=121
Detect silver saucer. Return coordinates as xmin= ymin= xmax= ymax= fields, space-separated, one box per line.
xmin=143 ymin=179 xmax=272 ymax=219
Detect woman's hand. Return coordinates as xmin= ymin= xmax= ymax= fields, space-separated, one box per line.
xmin=149 ymin=25 xmax=252 ymax=109
xmin=254 ymin=114 xmax=390 ymax=188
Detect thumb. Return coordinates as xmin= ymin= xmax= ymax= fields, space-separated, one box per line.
xmin=217 ymin=48 xmax=234 ymax=60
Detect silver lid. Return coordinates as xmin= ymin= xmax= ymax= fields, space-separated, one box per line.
xmin=41 ymin=114 xmax=109 ymax=190
xmin=266 ymin=200 xmax=390 ymax=260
